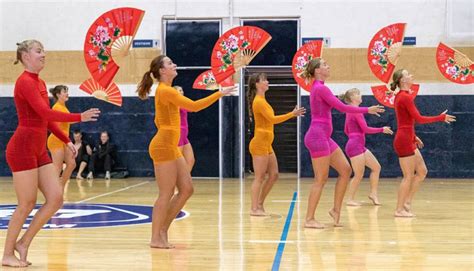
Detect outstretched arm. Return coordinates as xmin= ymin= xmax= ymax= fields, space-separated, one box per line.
xmin=403 ymin=96 xmax=445 ymax=124
xmin=19 ymin=79 xmax=81 ymax=122
xmin=255 ymin=99 xmax=294 ymax=124
xmin=163 ymin=87 xmax=223 ymax=112
xmin=354 ymin=114 xmax=384 ymax=134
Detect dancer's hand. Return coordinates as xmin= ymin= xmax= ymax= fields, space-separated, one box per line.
xmin=67 ymin=142 xmax=78 ymax=158
xmin=368 ymin=105 xmax=385 ymax=117
xmin=441 ymin=110 xmax=456 ymax=123
xmin=81 ymin=108 xmax=101 ymax=122
xmin=292 ymin=106 xmax=306 ymax=117
xmin=383 ymin=126 xmax=393 ymax=135
xmin=415 ymin=136 xmax=424 ymax=149
xmin=220 ymin=86 xmax=238 ymax=96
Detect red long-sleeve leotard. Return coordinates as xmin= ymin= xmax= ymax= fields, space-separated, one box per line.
xmin=393 ymin=90 xmax=445 ymax=157
xmin=6 ymin=71 xmax=81 ymax=172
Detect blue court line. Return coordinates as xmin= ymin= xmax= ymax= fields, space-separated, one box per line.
xmin=271 ymin=191 xmax=297 ymax=271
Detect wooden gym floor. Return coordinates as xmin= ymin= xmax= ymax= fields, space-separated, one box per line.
xmin=0 ymin=176 xmax=472 ymax=270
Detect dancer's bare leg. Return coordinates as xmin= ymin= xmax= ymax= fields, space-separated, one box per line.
xmin=250 ymin=155 xmax=269 ymax=216
xmin=404 ymin=149 xmax=427 ymax=213
xmin=161 ymin=158 xmax=194 ymax=247
xmin=365 ymin=150 xmax=382 ymax=205
xmin=346 ymin=153 xmax=365 ymax=206
xmin=305 ymin=155 xmax=330 ymax=229
xmin=395 ymin=155 xmax=416 ymax=217
xmin=16 ymin=164 xmax=64 ymax=265
xmin=257 ymin=153 xmax=279 ymax=214
xmin=150 ymin=160 xmax=177 ymax=249
xmin=329 ymin=148 xmax=352 ymax=227
xmin=2 ymin=168 xmax=38 ymax=267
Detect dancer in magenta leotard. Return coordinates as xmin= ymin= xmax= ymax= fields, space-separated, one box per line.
xmin=302 ymin=58 xmax=384 ymax=228
xmin=338 ymin=88 xmax=393 ymax=207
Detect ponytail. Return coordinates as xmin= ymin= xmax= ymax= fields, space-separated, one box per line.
xmin=49 ymin=85 xmax=68 ymax=102
xmin=389 ymin=69 xmax=405 ymax=94
xmin=247 ymin=73 xmax=266 ymax=120
xmin=338 ymin=88 xmax=360 ymax=104
xmin=136 ymin=55 xmax=167 ymax=100
xmin=301 ymin=57 xmax=322 ymax=80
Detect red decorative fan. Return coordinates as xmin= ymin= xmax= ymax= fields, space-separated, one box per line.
xmin=193 ymin=70 xmax=234 ymax=90
xmin=371 ymin=84 xmax=419 ymax=108
xmin=79 ymin=78 xmax=123 ymax=106
xmin=436 ymin=42 xmax=474 ymax=84
xmin=368 ymin=23 xmax=406 ymax=83
xmin=84 ymin=7 xmax=145 ymax=89
xmin=211 ymin=26 xmax=271 ymax=83
xmin=292 ymin=40 xmax=324 ymax=92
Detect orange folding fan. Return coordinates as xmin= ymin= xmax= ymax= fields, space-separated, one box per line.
xmin=368 ymin=23 xmax=406 ymax=83
xmin=84 ymin=7 xmax=145 ymax=89
xmin=79 ymin=78 xmax=123 ymax=106
xmin=371 ymin=84 xmax=419 ymax=109
xmin=211 ymin=26 xmax=271 ymax=83
xmin=436 ymin=42 xmax=473 ymax=84
xmin=291 ymin=40 xmax=324 ymax=92
xmin=192 ymin=70 xmax=234 ymax=90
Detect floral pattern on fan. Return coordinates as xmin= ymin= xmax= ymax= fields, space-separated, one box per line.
xmin=215 ymin=32 xmax=250 ymax=71
xmin=369 ymin=37 xmax=395 ymax=74
xmin=439 ymin=55 xmax=472 ymax=82
xmin=197 ymin=71 xmax=219 ymax=87
xmin=88 ymin=18 xmax=122 ymax=72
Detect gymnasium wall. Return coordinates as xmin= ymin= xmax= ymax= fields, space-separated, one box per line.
xmin=0 ymin=0 xmax=472 ymax=177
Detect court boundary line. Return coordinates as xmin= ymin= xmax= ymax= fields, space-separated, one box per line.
xmin=272 ymin=191 xmax=297 ymax=271
xmin=75 ymin=181 xmax=149 ymax=203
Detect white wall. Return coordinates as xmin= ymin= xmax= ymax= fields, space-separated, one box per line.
xmin=1 ymin=0 xmax=472 ymax=51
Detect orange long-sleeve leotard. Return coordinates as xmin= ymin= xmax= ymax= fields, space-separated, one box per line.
xmin=249 ymin=95 xmax=294 ymax=156
xmin=47 ymin=102 xmax=72 ymax=151
xmin=149 ymin=82 xmax=223 ymax=163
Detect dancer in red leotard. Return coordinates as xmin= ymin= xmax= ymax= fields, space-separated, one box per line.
xmin=2 ymin=40 xmax=99 ymax=268
xmin=391 ymin=69 xmax=455 ymax=218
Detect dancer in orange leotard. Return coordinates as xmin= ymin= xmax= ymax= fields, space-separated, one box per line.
xmin=137 ymin=55 xmax=235 ymax=249
xmin=2 ymin=40 xmax=99 ymax=268
xmin=247 ymin=73 xmax=305 ymax=216
xmin=47 ymin=85 xmax=76 ymax=186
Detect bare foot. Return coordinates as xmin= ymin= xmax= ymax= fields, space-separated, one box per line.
xmin=1 ymin=254 xmax=28 ymax=267
xmin=150 ymin=241 xmax=175 ymax=249
xmin=304 ymin=219 xmax=325 ymax=229
xmin=368 ymin=195 xmax=381 ymax=206
xmin=15 ymin=242 xmax=31 ymax=265
xmin=403 ymin=202 xmax=411 ymax=212
xmin=328 ymin=209 xmax=343 ymax=227
xmin=250 ymin=209 xmax=269 ymax=216
xmin=394 ymin=210 xmax=415 ymax=217
xmin=346 ymin=200 xmax=362 ymax=206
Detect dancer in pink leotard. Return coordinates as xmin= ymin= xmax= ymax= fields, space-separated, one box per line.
xmin=174 ymin=86 xmax=194 ymax=172
xmin=339 ymin=88 xmax=393 ymax=207
xmin=302 ymin=58 xmax=384 ymax=228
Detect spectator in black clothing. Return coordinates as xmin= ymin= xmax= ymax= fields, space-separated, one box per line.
xmin=87 ymin=131 xmax=117 ymax=180
xmin=72 ymin=130 xmax=92 ymax=179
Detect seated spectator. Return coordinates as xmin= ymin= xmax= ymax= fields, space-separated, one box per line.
xmin=87 ymin=131 xmax=117 ymax=180
xmin=72 ymin=130 xmax=92 ymax=180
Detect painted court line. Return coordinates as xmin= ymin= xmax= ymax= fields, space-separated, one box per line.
xmin=75 ymin=181 xmax=149 ymax=203
xmin=271 ymin=191 xmax=297 ymax=271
